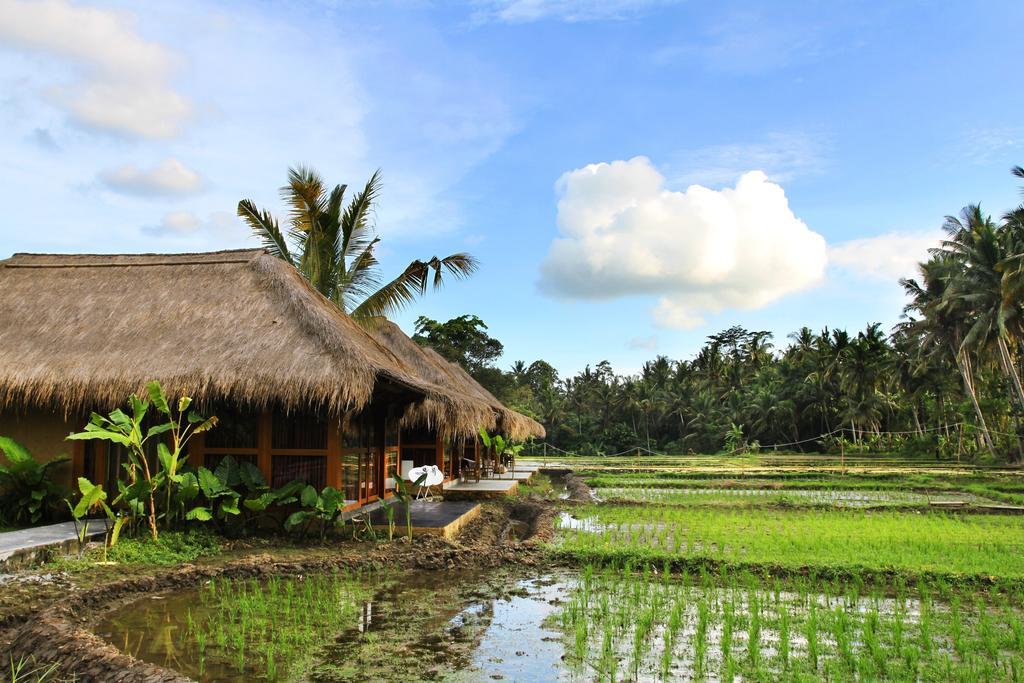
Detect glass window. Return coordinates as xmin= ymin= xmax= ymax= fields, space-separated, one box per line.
xmin=342 ymin=452 xmax=359 ymax=501
xmin=272 ymin=455 xmax=326 ymax=489
xmin=204 ymin=406 xmax=259 ymax=449
xmin=273 ymin=411 xmax=327 ymax=450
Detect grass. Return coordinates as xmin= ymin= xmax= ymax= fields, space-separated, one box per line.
xmin=555 ymin=504 xmax=1024 ymax=581
xmin=553 ymin=561 xmax=1024 ymax=681
xmin=55 ymin=528 xmax=221 ymax=569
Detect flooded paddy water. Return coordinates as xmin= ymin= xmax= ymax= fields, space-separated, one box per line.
xmin=85 ymin=460 xmax=1024 ymax=681
xmin=94 ymin=562 xmax=1024 ymax=682
xmin=95 ymin=568 xmax=572 ymax=682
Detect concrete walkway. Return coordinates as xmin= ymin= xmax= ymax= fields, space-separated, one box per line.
xmin=443 ymin=478 xmax=519 ymax=499
xmin=0 ymin=519 xmax=106 ymax=568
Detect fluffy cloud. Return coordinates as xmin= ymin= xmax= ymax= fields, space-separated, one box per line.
xmin=0 ymin=0 xmax=190 ymax=138
xmin=829 ymin=231 xmax=941 ymax=281
xmin=538 ymin=157 xmax=827 ymax=329
xmin=100 ymin=158 xmax=203 ymax=197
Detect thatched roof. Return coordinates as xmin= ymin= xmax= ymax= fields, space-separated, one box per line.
xmin=0 ymin=249 xmax=445 ymax=415
xmin=368 ymin=319 xmax=496 ymax=438
xmin=427 ymin=350 xmax=547 ymax=441
xmin=368 ymin=319 xmax=545 ymax=441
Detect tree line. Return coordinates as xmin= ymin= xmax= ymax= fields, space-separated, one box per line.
xmin=423 ymin=167 xmax=1024 ymax=462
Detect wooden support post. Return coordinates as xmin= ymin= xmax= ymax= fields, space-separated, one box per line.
xmin=327 ymin=418 xmax=341 ymax=490
xmin=191 ymin=432 xmax=206 ymax=468
xmin=257 ymin=411 xmax=273 ymax=486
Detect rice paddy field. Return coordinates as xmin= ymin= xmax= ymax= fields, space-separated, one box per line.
xmin=536 ymin=453 xmax=1024 ymax=680
xmin=92 ymin=453 xmax=1024 ymax=681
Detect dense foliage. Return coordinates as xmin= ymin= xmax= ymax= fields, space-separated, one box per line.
xmin=464 ymin=167 xmax=1024 ymax=462
xmin=0 ymin=437 xmax=68 ymax=526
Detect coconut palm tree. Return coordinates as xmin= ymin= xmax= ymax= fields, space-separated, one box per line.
xmin=900 ymin=252 xmax=996 ymax=456
xmin=238 ymin=166 xmax=478 ymax=322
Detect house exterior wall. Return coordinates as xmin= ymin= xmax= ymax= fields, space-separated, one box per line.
xmin=0 ymin=410 xmax=76 ymax=489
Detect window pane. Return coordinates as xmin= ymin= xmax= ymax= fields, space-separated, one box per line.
xmin=204 ymin=406 xmax=259 ymax=449
xmin=403 ymin=446 xmax=436 ymax=469
xmin=342 ymin=452 xmax=359 ymax=501
xmin=363 ymin=449 xmax=377 ymax=498
xmin=273 ymin=411 xmax=327 ymax=450
xmin=272 ymin=455 xmax=326 ymax=489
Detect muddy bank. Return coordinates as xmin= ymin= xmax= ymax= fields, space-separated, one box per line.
xmin=561 ymin=472 xmax=595 ymax=503
xmin=0 ymin=499 xmax=558 ymax=683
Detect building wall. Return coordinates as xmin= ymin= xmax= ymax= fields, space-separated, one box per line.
xmin=0 ymin=410 xmax=76 ymax=489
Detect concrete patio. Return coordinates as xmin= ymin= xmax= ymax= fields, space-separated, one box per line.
xmin=367 ymin=500 xmax=480 ymax=539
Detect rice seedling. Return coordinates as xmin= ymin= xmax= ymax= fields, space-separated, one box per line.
xmin=554 ymin=503 xmax=1024 ymax=580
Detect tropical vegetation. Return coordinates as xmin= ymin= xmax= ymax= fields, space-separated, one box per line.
xmin=238 ymin=166 xmax=478 ymax=323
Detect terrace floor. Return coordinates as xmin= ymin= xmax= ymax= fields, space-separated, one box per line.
xmin=367 ymin=500 xmax=480 ymax=539
xmin=442 ymin=478 xmax=519 ymax=499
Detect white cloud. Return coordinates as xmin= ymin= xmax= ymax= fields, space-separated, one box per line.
xmin=0 ymin=0 xmax=190 ymax=138
xmin=669 ymin=132 xmax=828 ymax=186
xmin=829 ymin=231 xmax=941 ymax=282
xmin=99 ymin=158 xmax=203 ymax=197
xmin=142 ymin=210 xmax=241 ymax=239
xmin=538 ymin=157 xmax=827 ymax=329
xmin=473 ymin=0 xmax=673 ymax=23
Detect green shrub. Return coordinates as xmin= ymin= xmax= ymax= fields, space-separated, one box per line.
xmin=0 ymin=437 xmax=68 ymax=526
xmin=105 ymin=528 xmax=221 ymax=565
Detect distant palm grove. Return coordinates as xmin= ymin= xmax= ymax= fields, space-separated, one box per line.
xmin=451 ymin=167 xmax=1024 ymax=462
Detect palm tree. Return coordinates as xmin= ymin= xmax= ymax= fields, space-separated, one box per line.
xmin=238 ymin=166 xmax=478 ymax=322
xmin=900 ymin=252 xmax=996 ymax=456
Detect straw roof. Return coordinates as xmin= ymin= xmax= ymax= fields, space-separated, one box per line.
xmin=0 ymin=249 xmax=444 ymax=415
xmin=368 ymin=319 xmax=545 ymax=441
xmin=428 ymin=350 xmax=547 ymax=441
xmin=368 ymin=319 xmax=496 ymax=438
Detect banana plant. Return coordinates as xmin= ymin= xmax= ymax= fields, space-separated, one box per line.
xmin=66 ymin=477 xmax=127 ymax=560
xmin=388 ymin=468 xmax=427 ymax=541
xmin=67 ymin=381 xmax=217 ymax=540
xmin=479 ymin=428 xmax=522 ymax=474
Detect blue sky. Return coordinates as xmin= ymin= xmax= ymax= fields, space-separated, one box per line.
xmin=0 ymin=0 xmax=1021 ymax=378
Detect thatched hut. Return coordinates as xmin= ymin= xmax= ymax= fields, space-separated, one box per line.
xmin=0 ymin=249 xmax=461 ymax=508
xmin=368 ymin=320 xmax=544 ymax=480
